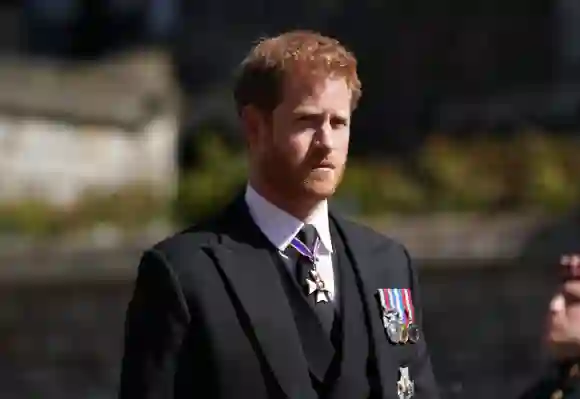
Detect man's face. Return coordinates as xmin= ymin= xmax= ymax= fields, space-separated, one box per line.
xmin=247 ymin=74 xmax=352 ymax=202
xmin=545 ymin=281 xmax=580 ymax=358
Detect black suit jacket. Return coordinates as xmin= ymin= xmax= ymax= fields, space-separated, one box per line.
xmin=519 ymin=360 xmax=580 ymax=399
xmin=118 ymin=195 xmax=439 ymax=399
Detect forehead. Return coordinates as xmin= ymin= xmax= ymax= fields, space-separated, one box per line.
xmin=278 ymin=74 xmax=352 ymax=114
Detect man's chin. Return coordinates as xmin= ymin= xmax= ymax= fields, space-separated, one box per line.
xmin=301 ymin=180 xmax=337 ymax=200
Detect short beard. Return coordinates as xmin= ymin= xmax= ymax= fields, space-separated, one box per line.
xmin=259 ymin=150 xmax=299 ymax=199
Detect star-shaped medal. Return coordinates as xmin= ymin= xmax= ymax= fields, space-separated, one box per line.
xmin=397 ymin=367 xmax=415 ymax=399
xmin=305 ymin=269 xmax=330 ymax=303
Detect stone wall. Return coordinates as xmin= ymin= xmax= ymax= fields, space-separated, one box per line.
xmin=0 ymin=246 xmax=559 ymax=399
xmin=0 ymin=51 xmax=178 ymax=206
xmin=0 ymin=115 xmax=177 ymax=205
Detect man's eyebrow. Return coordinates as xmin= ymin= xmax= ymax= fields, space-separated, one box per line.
xmin=292 ymin=107 xmax=321 ymax=114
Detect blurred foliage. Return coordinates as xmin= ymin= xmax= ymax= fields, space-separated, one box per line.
xmin=339 ymin=132 xmax=580 ymax=215
xmin=1 ymin=132 xmax=580 ymax=237
xmin=0 ymin=183 xmax=169 ymax=237
xmin=411 ymin=133 xmax=580 ymax=214
xmin=0 ymin=199 xmax=62 ymax=237
xmin=173 ymin=135 xmax=247 ymax=225
xmin=176 ymin=132 xmax=580 ymax=221
xmin=335 ymin=160 xmax=427 ymax=214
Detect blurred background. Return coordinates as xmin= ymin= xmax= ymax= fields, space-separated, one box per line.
xmin=1 ymin=0 xmax=580 ymax=398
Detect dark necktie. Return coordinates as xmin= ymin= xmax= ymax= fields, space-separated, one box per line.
xmin=294 ymin=224 xmax=334 ymax=334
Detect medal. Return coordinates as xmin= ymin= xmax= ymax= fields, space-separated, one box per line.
xmin=399 ymin=324 xmax=409 ymax=344
xmin=305 ymin=268 xmax=330 ymax=303
xmin=290 ymin=234 xmax=330 ymax=302
xmin=397 ymin=367 xmax=415 ymax=399
xmin=383 ymin=309 xmax=403 ymax=343
xmin=407 ymin=323 xmax=420 ymax=344
xmin=377 ymin=288 xmax=420 ymax=345
xmin=401 ymin=289 xmax=420 ymax=344
xmin=386 ymin=321 xmax=401 ymax=343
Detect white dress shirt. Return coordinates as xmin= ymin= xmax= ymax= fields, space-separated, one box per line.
xmin=245 ymin=184 xmax=336 ymax=301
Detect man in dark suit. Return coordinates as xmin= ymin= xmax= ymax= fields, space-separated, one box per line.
xmin=519 ymin=254 xmax=580 ymax=399
xmin=119 ymin=30 xmax=439 ymax=399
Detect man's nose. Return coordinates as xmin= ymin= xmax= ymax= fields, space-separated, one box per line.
xmin=315 ymin=123 xmax=333 ymax=150
xmin=550 ymin=293 xmax=565 ymax=313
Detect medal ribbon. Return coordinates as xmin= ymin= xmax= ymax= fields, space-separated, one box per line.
xmin=290 ymin=234 xmax=320 ymax=264
xmin=378 ymin=288 xmax=390 ymax=312
xmin=378 ymin=288 xmax=415 ymax=326
xmin=402 ymin=288 xmax=415 ymax=324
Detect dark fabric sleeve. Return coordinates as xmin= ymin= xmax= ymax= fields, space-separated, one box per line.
xmin=403 ymin=246 xmax=440 ymax=399
xmin=118 ymin=249 xmax=191 ymax=399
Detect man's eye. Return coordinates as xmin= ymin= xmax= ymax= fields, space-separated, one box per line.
xmin=297 ymin=115 xmax=316 ymax=122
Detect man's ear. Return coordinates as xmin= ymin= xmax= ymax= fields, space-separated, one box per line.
xmin=240 ymin=105 xmax=264 ymax=146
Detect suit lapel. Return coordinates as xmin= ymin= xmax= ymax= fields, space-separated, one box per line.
xmin=209 ymin=195 xmax=317 ymax=399
xmin=330 ymin=214 xmax=398 ymax=399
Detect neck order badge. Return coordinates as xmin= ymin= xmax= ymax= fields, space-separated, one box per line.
xmin=397 ymin=366 xmax=415 ymax=399
xmin=377 ymin=288 xmax=420 ymax=344
xmin=290 ymin=234 xmax=330 ymax=303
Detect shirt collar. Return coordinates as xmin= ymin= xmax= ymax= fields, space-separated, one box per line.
xmin=245 ymin=184 xmax=333 ymax=253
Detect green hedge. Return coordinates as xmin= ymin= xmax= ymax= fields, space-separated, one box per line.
xmin=2 ymin=132 xmax=579 ymax=237
xmin=175 ymin=133 xmax=580 ymax=223
xmin=174 ymin=135 xmax=247 ymax=224
xmin=0 ymin=183 xmax=169 ymax=237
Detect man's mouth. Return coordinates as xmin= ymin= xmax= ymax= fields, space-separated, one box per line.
xmin=314 ymin=161 xmax=335 ymax=170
